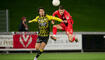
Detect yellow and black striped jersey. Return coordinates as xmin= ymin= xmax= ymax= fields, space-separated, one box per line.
xmin=29 ymin=14 xmax=62 ymax=37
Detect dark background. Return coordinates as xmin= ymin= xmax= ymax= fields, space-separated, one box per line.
xmin=83 ymin=34 xmax=105 ymax=52
xmin=0 ymin=0 xmax=105 ymax=32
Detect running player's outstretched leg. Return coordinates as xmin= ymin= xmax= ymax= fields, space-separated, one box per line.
xmin=34 ymin=43 xmax=41 ymax=60
xmin=66 ymin=30 xmax=78 ymax=43
xmin=67 ymin=33 xmax=75 ymax=42
xmin=34 ymin=42 xmax=46 ymax=60
xmin=34 ymin=48 xmax=44 ymax=60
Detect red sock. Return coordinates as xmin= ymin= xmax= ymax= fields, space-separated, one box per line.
xmin=53 ymin=27 xmax=57 ymax=35
xmin=72 ymin=36 xmax=75 ymax=42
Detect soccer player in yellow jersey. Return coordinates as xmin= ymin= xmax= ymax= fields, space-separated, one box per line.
xmin=28 ymin=7 xmax=62 ymax=60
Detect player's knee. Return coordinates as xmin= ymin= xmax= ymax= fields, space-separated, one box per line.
xmin=35 ymin=46 xmax=40 ymax=50
xmin=69 ymin=40 xmax=73 ymax=42
xmin=53 ymin=25 xmax=57 ymax=27
xmin=69 ymin=37 xmax=73 ymax=42
xmin=40 ymin=46 xmax=44 ymax=50
xmin=40 ymin=43 xmax=46 ymax=49
xmin=66 ymin=32 xmax=69 ymax=35
xmin=66 ymin=32 xmax=70 ymax=35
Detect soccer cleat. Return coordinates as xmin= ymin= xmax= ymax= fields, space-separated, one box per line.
xmin=75 ymin=38 xmax=78 ymax=43
xmin=69 ymin=38 xmax=78 ymax=43
xmin=69 ymin=40 xmax=73 ymax=42
xmin=34 ymin=57 xmax=37 ymax=60
xmin=50 ymin=35 xmax=56 ymax=41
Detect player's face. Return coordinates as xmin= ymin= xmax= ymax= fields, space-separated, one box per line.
xmin=39 ymin=9 xmax=45 ymax=16
xmin=59 ymin=9 xmax=64 ymax=15
xmin=24 ymin=19 xmax=26 ymax=21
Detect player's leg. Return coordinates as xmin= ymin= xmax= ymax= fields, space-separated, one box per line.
xmin=34 ymin=37 xmax=48 ymax=60
xmin=39 ymin=37 xmax=48 ymax=53
xmin=53 ymin=24 xmax=63 ymax=35
xmin=51 ymin=24 xmax=64 ymax=40
xmin=35 ymin=43 xmax=41 ymax=50
xmin=67 ymin=32 xmax=75 ymax=42
xmin=35 ymin=42 xmax=46 ymax=59
xmin=66 ymin=28 xmax=78 ymax=43
xmin=34 ymin=43 xmax=41 ymax=60
xmin=66 ymin=19 xmax=78 ymax=42
xmin=34 ymin=37 xmax=42 ymax=60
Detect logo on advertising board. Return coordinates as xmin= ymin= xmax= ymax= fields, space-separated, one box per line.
xmin=19 ymin=35 xmax=32 ymax=48
xmin=13 ymin=33 xmax=37 ymax=48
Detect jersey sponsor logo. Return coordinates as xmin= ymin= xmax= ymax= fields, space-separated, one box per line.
xmin=39 ymin=22 xmax=47 ymax=26
xmin=66 ymin=16 xmax=69 ymax=20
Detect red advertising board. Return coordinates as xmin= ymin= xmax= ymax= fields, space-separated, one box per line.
xmin=13 ymin=34 xmax=37 ymax=48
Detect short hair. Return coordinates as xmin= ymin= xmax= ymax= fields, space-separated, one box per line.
xmin=59 ymin=5 xmax=64 ymax=10
xmin=38 ymin=7 xmax=45 ymax=12
xmin=21 ymin=16 xmax=26 ymax=20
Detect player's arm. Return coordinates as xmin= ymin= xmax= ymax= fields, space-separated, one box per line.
xmin=22 ymin=21 xmax=28 ymax=28
xmin=69 ymin=16 xmax=74 ymax=24
xmin=28 ymin=16 xmax=39 ymax=23
xmin=65 ymin=11 xmax=74 ymax=24
xmin=47 ymin=15 xmax=63 ymax=22
xmin=51 ymin=11 xmax=58 ymax=24
xmin=66 ymin=15 xmax=74 ymax=24
xmin=22 ymin=20 xmax=28 ymax=30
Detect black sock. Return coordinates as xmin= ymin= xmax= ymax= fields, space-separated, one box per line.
xmin=36 ymin=50 xmax=43 ymax=58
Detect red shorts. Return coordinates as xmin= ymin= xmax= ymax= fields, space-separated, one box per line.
xmin=59 ymin=22 xmax=73 ymax=34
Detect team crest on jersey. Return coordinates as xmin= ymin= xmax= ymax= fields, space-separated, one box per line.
xmin=44 ymin=18 xmax=47 ymax=21
xmin=66 ymin=16 xmax=69 ymax=20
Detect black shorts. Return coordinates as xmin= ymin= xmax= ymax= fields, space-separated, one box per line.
xmin=37 ymin=36 xmax=49 ymax=44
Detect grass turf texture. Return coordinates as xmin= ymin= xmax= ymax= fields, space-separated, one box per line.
xmin=0 ymin=53 xmax=105 ymax=60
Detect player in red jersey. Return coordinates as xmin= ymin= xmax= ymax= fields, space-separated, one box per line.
xmin=50 ymin=6 xmax=78 ymax=42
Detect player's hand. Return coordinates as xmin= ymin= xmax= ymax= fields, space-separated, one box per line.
xmin=63 ymin=20 xmax=68 ymax=23
xmin=28 ymin=21 xmax=31 ymax=23
xmin=25 ymin=27 xmax=28 ymax=30
xmin=51 ymin=20 xmax=55 ymax=24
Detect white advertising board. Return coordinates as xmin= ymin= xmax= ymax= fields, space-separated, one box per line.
xmin=45 ymin=34 xmax=82 ymax=50
xmin=0 ymin=35 xmax=13 ymax=47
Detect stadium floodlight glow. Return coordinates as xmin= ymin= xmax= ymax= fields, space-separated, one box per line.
xmin=52 ymin=0 xmax=60 ymax=6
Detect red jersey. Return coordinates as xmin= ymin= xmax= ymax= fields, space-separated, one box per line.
xmin=52 ymin=10 xmax=74 ymax=25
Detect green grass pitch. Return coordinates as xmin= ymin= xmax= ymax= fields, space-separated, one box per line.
xmin=0 ymin=53 xmax=105 ymax=60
